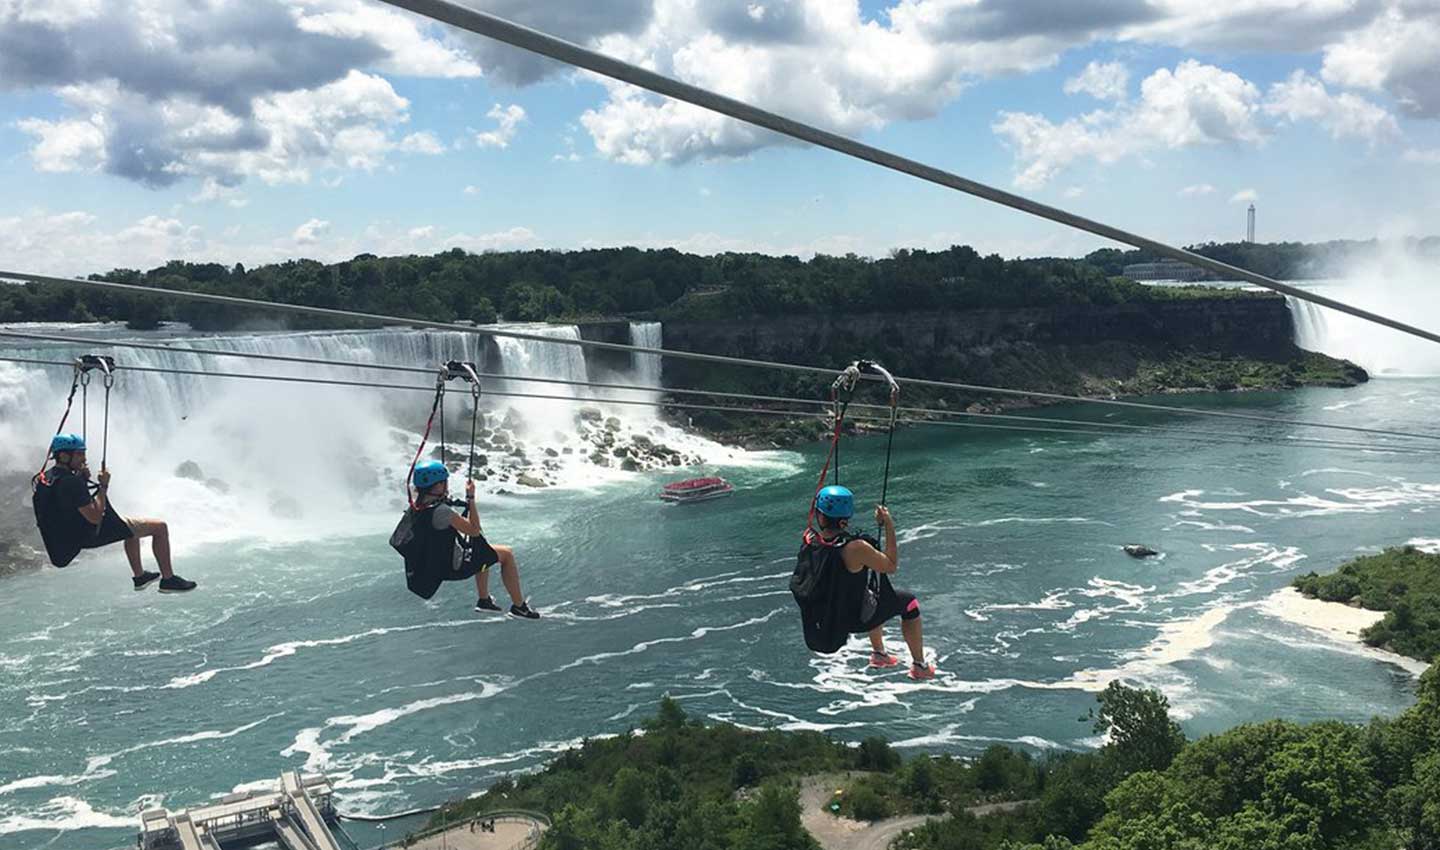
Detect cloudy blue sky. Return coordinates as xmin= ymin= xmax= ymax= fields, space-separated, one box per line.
xmin=2 ymin=0 xmax=1439 ymax=274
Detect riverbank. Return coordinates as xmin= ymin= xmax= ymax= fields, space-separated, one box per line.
xmin=673 ymin=348 xmax=1368 ymax=450
xmin=1258 ymin=587 xmax=1431 ymax=676
xmin=1289 ymin=546 xmax=1440 ymax=667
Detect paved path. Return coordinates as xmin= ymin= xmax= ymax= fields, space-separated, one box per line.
xmin=798 ymin=774 xmax=1032 ymax=850
xmin=407 ymin=818 xmax=543 ymax=850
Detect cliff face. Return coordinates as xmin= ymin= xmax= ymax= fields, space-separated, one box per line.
xmin=646 ymin=295 xmax=1362 ymax=403
xmin=662 ymin=297 xmax=1295 ymax=367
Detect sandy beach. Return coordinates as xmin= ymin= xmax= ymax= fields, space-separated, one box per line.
xmin=1259 ymin=587 xmax=1431 ymax=676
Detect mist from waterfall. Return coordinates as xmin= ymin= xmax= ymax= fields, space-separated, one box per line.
xmin=0 ymin=322 xmax=768 ymax=553
xmin=1287 ymin=243 xmax=1440 ymax=377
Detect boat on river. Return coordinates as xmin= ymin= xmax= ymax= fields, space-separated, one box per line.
xmin=659 ymin=476 xmax=735 ymax=504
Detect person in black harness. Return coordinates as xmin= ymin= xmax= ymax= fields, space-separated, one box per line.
xmin=396 ymin=460 xmax=538 ymax=619
xmin=796 ymin=485 xmax=934 ymax=680
xmin=31 ymin=434 xmax=196 ymax=592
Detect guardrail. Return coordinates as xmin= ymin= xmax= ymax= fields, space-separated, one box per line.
xmin=370 ymin=810 xmax=551 ymax=850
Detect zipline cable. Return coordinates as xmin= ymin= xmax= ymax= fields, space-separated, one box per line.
xmin=1 ymin=304 xmax=1436 ymax=447
xmin=6 ymin=328 xmax=1438 ymax=451
xmin=3 ymin=354 xmax=1435 ymax=457
xmin=375 ymin=0 xmax=1440 ymax=350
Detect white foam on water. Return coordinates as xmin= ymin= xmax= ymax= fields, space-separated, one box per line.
xmin=1159 ymin=543 xmax=1305 ymax=600
xmin=890 ymin=725 xmax=1065 ymax=750
xmin=164 ymin=619 xmax=482 ymax=689
xmin=0 ymin=796 xmax=132 ymax=836
xmin=1160 ymin=481 xmax=1440 ymax=519
xmin=1255 ymin=588 xmax=1429 ymax=676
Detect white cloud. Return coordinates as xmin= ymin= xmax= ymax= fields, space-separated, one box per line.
xmin=578 ymin=0 xmax=1129 ymax=166
xmin=1179 ymin=183 xmax=1215 ymax=197
xmin=290 ymin=0 xmax=483 ymax=78
xmin=1404 ymin=148 xmax=1440 ymax=165
xmin=994 ymin=60 xmax=1263 ymax=189
xmin=1230 ymin=188 xmax=1259 ymax=203
xmin=15 ymin=116 xmax=106 ymax=173
xmin=1062 ymin=185 xmax=1085 ymax=198
xmin=1321 ymin=5 xmax=1440 ymax=118
xmin=293 ymin=218 xmax=331 ymax=245
xmin=1 ymin=0 xmax=465 ymax=188
xmin=191 ymin=178 xmax=248 ymax=208
xmin=475 ymin=104 xmax=527 ymax=149
xmin=1264 ymin=70 xmax=1396 ymax=142
xmin=463 ymin=185 xmax=481 ymax=195
xmin=0 ymin=208 xmax=543 ymax=276
xmin=398 ymin=132 xmax=446 ymax=155
xmin=1064 ymin=61 xmax=1130 ymax=101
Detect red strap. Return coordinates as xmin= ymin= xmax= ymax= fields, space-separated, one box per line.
xmin=405 ymin=389 xmax=444 ymax=511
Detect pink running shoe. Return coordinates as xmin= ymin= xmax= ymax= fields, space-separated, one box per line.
xmin=907 ymin=663 xmax=937 ymax=681
xmin=869 ymin=652 xmax=901 ymax=669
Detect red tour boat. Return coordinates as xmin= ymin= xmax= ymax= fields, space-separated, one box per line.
xmin=659 ymin=476 xmax=735 ymax=504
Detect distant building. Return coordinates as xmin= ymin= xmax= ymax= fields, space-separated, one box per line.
xmin=1121 ymin=260 xmax=1212 ymax=282
xmin=1247 ymin=204 xmax=1256 ymax=243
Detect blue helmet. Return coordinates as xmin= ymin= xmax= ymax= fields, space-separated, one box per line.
xmin=50 ymin=434 xmax=86 ymax=455
xmin=815 ymin=485 xmax=854 ymax=519
xmin=412 ymin=460 xmax=449 ymax=490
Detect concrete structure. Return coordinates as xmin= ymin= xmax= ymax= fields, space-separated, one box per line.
xmin=1120 ymin=260 xmax=1211 ymax=282
xmin=1247 ymin=203 xmax=1256 ymax=243
xmin=137 ymin=772 xmax=344 ymax=850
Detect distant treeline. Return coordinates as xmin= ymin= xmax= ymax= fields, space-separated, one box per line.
xmin=0 ymin=244 xmax=1254 ymax=331
xmin=1086 ymin=236 xmax=1440 ymax=281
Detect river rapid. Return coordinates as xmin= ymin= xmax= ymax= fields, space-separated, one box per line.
xmin=2 ymin=296 xmax=1438 ymax=849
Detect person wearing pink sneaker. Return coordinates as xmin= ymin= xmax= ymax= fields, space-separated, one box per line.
xmin=801 ymin=486 xmax=934 ymax=680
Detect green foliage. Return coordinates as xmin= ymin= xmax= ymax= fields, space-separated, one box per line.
xmin=977 ymin=746 xmax=1038 ymax=795
xmin=1090 ymin=682 xmax=1186 ymax=775
xmin=856 ymin=736 xmax=902 ymax=772
xmin=427 ymin=699 xmax=850 ymax=850
xmin=1293 ymin=546 xmax=1440 ymax=661
xmin=0 ymin=243 xmax=1245 ymax=329
xmin=845 ymin=784 xmax=893 ymax=822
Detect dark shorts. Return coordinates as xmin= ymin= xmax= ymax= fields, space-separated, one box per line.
xmin=855 ymin=582 xmax=920 ymax=633
xmin=78 ymin=504 xmax=135 ymax=551
xmin=460 ymin=535 xmax=501 ymax=573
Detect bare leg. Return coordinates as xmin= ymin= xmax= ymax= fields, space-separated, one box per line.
xmin=126 ymin=519 xmax=173 ymax=578
xmin=474 ymin=566 xmax=490 ymax=599
xmin=867 ymin=627 xmax=887 ymax=654
xmin=901 ymin=616 xmax=925 ymax=666
xmin=493 ymin=545 xmax=523 ymax=604
xmin=122 ymin=537 xmax=143 ymax=578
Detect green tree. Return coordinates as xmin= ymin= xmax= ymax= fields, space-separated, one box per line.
xmin=738 ymin=783 xmax=816 ymax=850
xmin=1091 ymin=682 xmax=1186 ymax=775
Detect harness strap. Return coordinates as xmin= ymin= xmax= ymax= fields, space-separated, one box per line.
xmin=405 ymin=375 xmax=447 ymax=511
xmin=34 ymin=366 xmax=84 ymax=485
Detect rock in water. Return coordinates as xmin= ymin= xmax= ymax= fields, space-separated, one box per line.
xmin=517 ymin=473 xmax=549 ymax=488
xmin=1123 ymin=544 xmax=1159 ymax=558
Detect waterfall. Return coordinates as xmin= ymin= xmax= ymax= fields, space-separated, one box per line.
xmin=630 ymin=322 xmax=663 ymax=389
xmin=0 ymin=321 xmax=749 ymax=548
xmin=1285 ymin=261 xmax=1440 ymax=377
